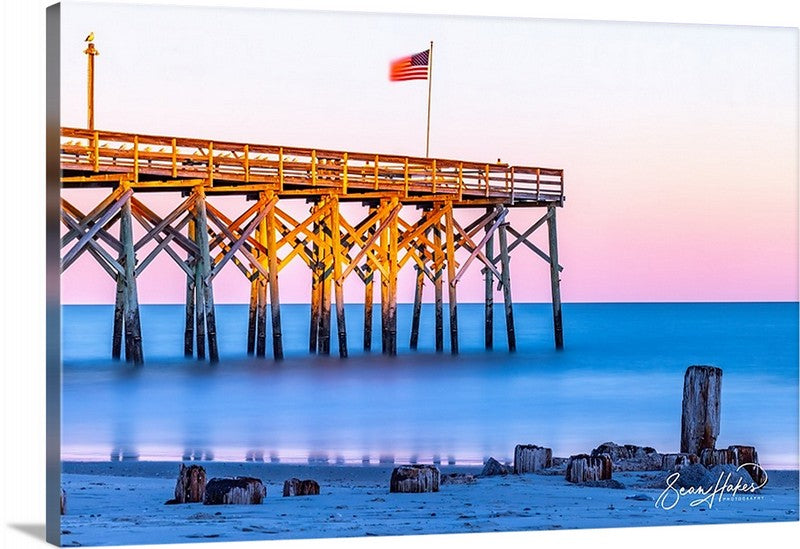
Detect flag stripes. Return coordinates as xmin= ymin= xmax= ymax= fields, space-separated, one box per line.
xmin=389 ymin=49 xmax=430 ymax=81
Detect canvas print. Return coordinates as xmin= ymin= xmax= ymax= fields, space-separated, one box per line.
xmin=48 ymin=2 xmax=799 ymax=546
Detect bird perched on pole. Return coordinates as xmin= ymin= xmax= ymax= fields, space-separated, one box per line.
xmin=85 ymin=32 xmax=95 ymax=42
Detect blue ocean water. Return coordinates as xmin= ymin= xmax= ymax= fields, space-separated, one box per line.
xmin=61 ymin=303 xmax=799 ymax=467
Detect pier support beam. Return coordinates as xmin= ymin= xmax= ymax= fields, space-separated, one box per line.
xmin=309 ymin=213 xmax=321 ymax=354
xmin=432 ymin=222 xmax=444 ymax=352
xmin=363 ymin=268 xmax=374 ymax=351
xmin=193 ymin=190 xmax=219 ymax=363
xmin=388 ymin=198 xmax=399 ymax=356
xmin=444 ymin=204 xmax=458 ymax=355
xmin=330 ymin=197 xmax=348 ymax=358
xmin=380 ymin=203 xmax=390 ymax=355
xmin=546 ymin=205 xmax=564 ymax=350
xmin=184 ymin=220 xmax=196 ymax=358
xmin=112 ymin=275 xmax=125 ymax=359
xmin=318 ymin=204 xmax=332 ymax=356
xmin=484 ymin=208 xmax=495 ymax=350
xmin=498 ymin=221 xmax=516 ymax=352
xmin=120 ymin=190 xmax=144 ymax=365
xmin=246 ymin=277 xmax=257 ymax=355
xmin=409 ymin=264 xmax=424 ymax=350
xmin=265 ymin=194 xmax=284 ymax=360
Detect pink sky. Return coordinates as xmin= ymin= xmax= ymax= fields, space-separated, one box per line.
xmin=60 ymin=5 xmax=798 ymax=304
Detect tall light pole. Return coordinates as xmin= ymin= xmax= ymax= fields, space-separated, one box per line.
xmin=84 ymin=32 xmax=98 ymax=130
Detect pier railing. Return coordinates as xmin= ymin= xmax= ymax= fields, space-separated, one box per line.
xmin=61 ymin=128 xmax=563 ymax=204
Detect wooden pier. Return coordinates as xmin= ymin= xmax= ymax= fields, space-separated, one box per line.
xmin=60 ymin=127 xmax=565 ymax=364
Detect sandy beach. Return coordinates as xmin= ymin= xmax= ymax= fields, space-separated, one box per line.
xmin=59 ymin=461 xmax=799 ymax=546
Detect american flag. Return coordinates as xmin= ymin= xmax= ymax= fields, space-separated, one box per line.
xmin=389 ymin=49 xmax=430 ymax=81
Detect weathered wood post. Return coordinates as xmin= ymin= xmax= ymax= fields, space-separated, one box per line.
xmin=172 ymin=464 xmax=206 ymax=504
xmin=112 ymin=275 xmax=125 ymax=359
xmin=246 ymin=277 xmax=257 ymax=355
xmin=497 ymin=221 xmax=516 ymax=352
xmin=193 ymin=199 xmax=207 ymax=360
xmin=390 ymin=465 xmax=440 ymax=493
xmin=330 ymin=196 xmax=348 ymax=358
xmin=484 ymin=207 xmax=495 ymax=350
xmin=388 ymin=198 xmax=400 ymax=356
xmin=444 ymin=203 xmax=459 ymax=354
xmin=120 ymin=186 xmax=144 ymax=364
xmin=184 ymin=219 xmax=196 ymax=357
xmin=546 ymin=205 xmax=564 ymax=349
xmin=379 ymin=201 xmax=390 ymax=354
xmin=513 ymin=444 xmax=552 ymax=473
xmin=283 ymin=478 xmax=320 ymax=496
xmin=363 ymin=265 xmax=374 ymax=351
xmin=432 ymin=220 xmax=444 ymax=352
xmin=309 ymin=211 xmax=321 ymax=354
xmin=729 ymin=445 xmax=767 ymax=485
xmin=318 ymin=202 xmax=332 ymax=356
xmin=203 ymin=477 xmax=266 ymax=505
xmin=255 ymin=223 xmax=268 ymax=358
xmin=265 ymin=193 xmax=284 ymax=360
xmin=565 ymin=454 xmax=612 ymax=483
xmin=194 ymin=189 xmax=219 ymax=363
xmin=680 ymin=365 xmax=722 ymax=455
xmin=409 ymin=264 xmax=424 ymax=350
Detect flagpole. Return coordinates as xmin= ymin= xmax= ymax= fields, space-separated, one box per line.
xmin=425 ymin=40 xmax=433 ymax=158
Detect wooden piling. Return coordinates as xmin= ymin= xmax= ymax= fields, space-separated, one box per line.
xmin=498 ymin=222 xmax=516 ymax=352
xmin=318 ymin=206 xmax=332 ymax=355
xmin=265 ymin=196 xmax=284 ymax=360
xmin=380 ymin=204 xmax=390 ymax=355
xmin=256 ymin=279 xmax=267 ymax=358
xmin=309 ymin=215 xmax=321 ymax=354
xmin=432 ymin=222 xmax=444 ymax=352
xmin=680 ymin=365 xmax=722 ymax=455
xmin=330 ymin=197 xmax=348 ymax=358
xmin=194 ymin=191 xmax=219 ymax=363
xmin=484 ymin=208 xmax=494 ymax=350
xmin=363 ymin=267 xmax=374 ymax=351
xmin=112 ymin=274 xmax=124 ymax=359
xmin=255 ymin=223 xmax=268 ymax=358
xmin=388 ymin=199 xmax=399 ymax=356
xmin=194 ymin=207 xmax=206 ymax=361
xmin=409 ymin=265 xmax=424 ymax=350
xmin=444 ymin=204 xmax=458 ymax=354
xmin=546 ymin=205 xmax=564 ymax=349
xmin=183 ymin=219 xmax=196 ymax=357
xmin=246 ymin=278 xmax=257 ymax=355
xmin=120 ymin=189 xmax=144 ymax=364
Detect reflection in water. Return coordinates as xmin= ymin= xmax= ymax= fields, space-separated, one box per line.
xmin=61 ymin=303 xmax=798 ymax=467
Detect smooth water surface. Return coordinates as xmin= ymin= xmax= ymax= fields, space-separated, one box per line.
xmin=61 ymin=303 xmax=799 ymax=467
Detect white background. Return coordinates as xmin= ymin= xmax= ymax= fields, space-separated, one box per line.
xmin=1 ymin=1 xmax=798 ymax=548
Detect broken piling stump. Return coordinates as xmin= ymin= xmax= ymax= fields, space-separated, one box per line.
xmin=591 ymin=442 xmax=662 ymax=471
xmin=660 ymin=452 xmax=700 ymax=471
xmin=700 ymin=447 xmax=736 ymax=467
xmin=203 ymin=477 xmax=266 ymax=505
xmin=389 ymin=465 xmax=440 ymax=493
xmin=680 ymin=365 xmax=722 ymax=455
xmin=440 ymin=473 xmax=477 ymax=485
xmin=728 ymin=445 xmax=768 ymax=485
xmin=513 ymin=444 xmax=553 ymax=474
xmin=283 ymin=478 xmax=320 ymax=497
xmin=170 ymin=464 xmax=206 ymax=504
xmin=565 ymin=454 xmax=612 ymax=483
